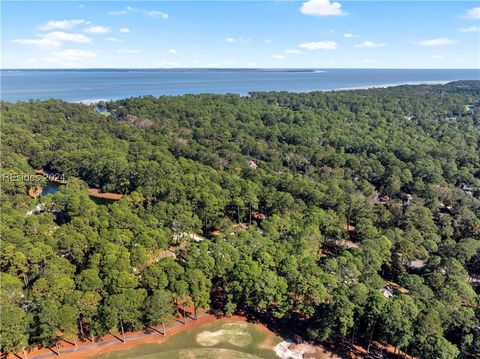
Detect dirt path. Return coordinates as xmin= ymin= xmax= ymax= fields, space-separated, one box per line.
xmin=17 ymin=313 xmax=345 ymax=359
xmin=15 ymin=312 xmax=214 ymax=359
xmin=17 ymin=313 xmax=286 ymax=359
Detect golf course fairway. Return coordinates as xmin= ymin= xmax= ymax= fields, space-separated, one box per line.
xmin=95 ymin=321 xmax=283 ymax=359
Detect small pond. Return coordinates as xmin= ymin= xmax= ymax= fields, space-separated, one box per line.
xmin=40 ymin=181 xmax=61 ymax=197
xmin=39 ymin=181 xmax=117 ymax=205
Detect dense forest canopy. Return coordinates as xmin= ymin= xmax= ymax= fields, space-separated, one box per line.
xmin=1 ymin=81 xmax=479 ymax=358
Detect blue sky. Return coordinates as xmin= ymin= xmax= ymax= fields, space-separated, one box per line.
xmin=1 ymin=1 xmax=479 ymax=68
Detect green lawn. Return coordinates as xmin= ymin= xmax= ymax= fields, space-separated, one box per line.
xmin=96 ymin=321 xmax=282 ymax=359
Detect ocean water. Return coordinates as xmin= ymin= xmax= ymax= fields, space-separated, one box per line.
xmin=1 ymin=68 xmax=479 ymax=102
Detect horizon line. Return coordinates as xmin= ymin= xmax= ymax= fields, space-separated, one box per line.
xmin=2 ymin=67 xmax=480 ymax=71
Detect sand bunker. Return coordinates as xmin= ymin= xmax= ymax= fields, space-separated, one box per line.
xmin=178 ymin=348 xmax=261 ymax=359
xmin=274 ymin=341 xmax=317 ymax=359
xmin=259 ymin=328 xmax=279 ymax=350
xmin=196 ymin=323 xmax=253 ymax=347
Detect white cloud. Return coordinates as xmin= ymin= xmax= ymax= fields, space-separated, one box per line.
xmin=108 ymin=10 xmax=127 ymax=15
xmin=45 ymin=49 xmax=97 ymax=66
xmin=108 ymin=7 xmax=167 ymax=19
xmin=148 ymin=11 xmax=169 ymax=19
xmin=116 ymin=49 xmax=141 ymax=54
xmin=264 ymin=39 xmax=272 ymax=44
xmin=343 ymin=33 xmax=359 ymax=38
xmin=299 ymin=40 xmax=338 ymax=50
xmin=168 ymin=49 xmax=178 ymax=55
xmin=413 ymin=38 xmax=457 ymax=46
xmin=42 ymin=32 xmax=92 ymax=43
xmin=362 ymin=59 xmax=376 ymax=63
xmin=108 ymin=6 xmax=138 ymax=16
xmin=285 ymin=49 xmax=302 ymax=54
xmin=300 ymin=0 xmax=345 ymax=16
xmin=39 ymin=19 xmax=88 ymax=31
xmin=355 ymin=40 xmax=386 ymax=48
xmin=84 ymin=25 xmax=111 ymax=34
xmin=225 ymin=37 xmax=250 ymax=43
xmin=459 ymin=25 xmax=480 ymax=32
xmin=464 ymin=7 xmax=480 ymax=19
xmin=105 ymin=37 xmax=122 ymax=42
xmin=119 ymin=28 xmax=130 ymax=33
xmin=432 ymin=54 xmax=445 ymax=59
xmin=11 ymin=38 xmax=61 ymax=49
xmin=273 ymin=54 xmax=286 ymax=59
xmin=11 ymin=32 xmax=92 ymax=49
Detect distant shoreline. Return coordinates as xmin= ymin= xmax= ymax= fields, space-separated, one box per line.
xmin=2 ymin=67 xmax=479 ymax=71
xmin=2 ymin=69 xmax=478 ymax=102
xmin=332 ymin=79 xmax=452 ymax=91
xmin=3 ymin=80 xmax=478 ymax=105
xmin=72 ymin=80 xmax=455 ymax=105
